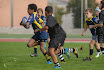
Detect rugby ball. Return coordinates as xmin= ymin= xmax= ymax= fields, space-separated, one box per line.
xmin=22 ymin=17 xmax=28 ymax=23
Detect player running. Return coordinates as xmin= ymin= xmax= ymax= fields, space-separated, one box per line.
xmin=34 ymin=6 xmax=78 ymax=68
xmin=20 ymin=4 xmax=52 ymax=64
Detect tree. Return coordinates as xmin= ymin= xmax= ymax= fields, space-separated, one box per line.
xmin=67 ymin=0 xmax=98 ymax=28
xmin=48 ymin=3 xmax=65 ymax=25
xmin=55 ymin=6 xmax=65 ymax=25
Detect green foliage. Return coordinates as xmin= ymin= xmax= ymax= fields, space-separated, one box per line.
xmin=48 ymin=3 xmax=65 ymax=25
xmin=67 ymin=0 xmax=98 ymax=28
xmin=55 ymin=6 xmax=65 ymax=25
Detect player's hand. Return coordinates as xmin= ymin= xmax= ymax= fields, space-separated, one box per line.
xmin=82 ymin=32 xmax=84 ymax=36
xmin=46 ymin=30 xmax=48 ymax=32
xmin=89 ymin=25 xmax=93 ymax=29
xmin=34 ymin=29 xmax=39 ymax=33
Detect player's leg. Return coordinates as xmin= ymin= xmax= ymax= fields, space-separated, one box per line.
xmin=28 ymin=35 xmax=39 ymax=56
xmin=40 ymin=41 xmax=46 ymax=53
xmin=48 ymin=35 xmax=78 ymax=58
xmin=44 ymin=40 xmax=47 ymax=50
xmin=27 ymin=39 xmax=37 ymax=47
xmin=30 ymin=46 xmax=38 ymax=57
xmin=28 ymin=40 xmax=39 ymax=56
xmin=48 ymin=47 xmax=61 ymax=68
xmin=98 ymin=34 xmax=104 ymax=56
xmin=39 ymin=31 xmax=52 ymax=64
xmin=89 ymin=40 xmax=95 ymax=59
xmin=59 ymin=35 xmax=78 ymax=58
xmin=47 ymin=37 xmax=63 ymax=68
xmin=93 ymin=35 xmax=101 ymax=58
xmin=101 ymin=43 xmax=104 ymax=56
xmin=40 ymin=40 xmax=52 ymax=64
xmin=95 ymin=42 xmax=102 ymax=58
xmin=83 ymin=39 xmax=95 ymax=61
xmin=58 ymin=36 xmax=70 ymax=59
xmin=57 ymin=46 xmax=66 ymax=63
xmin=100 ymin=34 xmax=104 ymax=56
xmin=47 ymin=38 xmax=50 ymax=44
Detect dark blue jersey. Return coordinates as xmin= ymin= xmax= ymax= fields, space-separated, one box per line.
xmin=28 ymin=12 xmax=44 ymax=31
xmin=27 ymin=12 xmax=47 ymax=35
xmin=41 ymin=15 xmax=46 ymax=25
xmin=85 ymin=17 xmax=98 ymax=35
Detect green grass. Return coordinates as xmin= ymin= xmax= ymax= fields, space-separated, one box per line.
xmin=0 ymin=34 xmax=33 ymax=38
xmin=0 ymin=42 xmax=104 ymax=70
xmin=0 ymin=34 xmax=92 ymax=38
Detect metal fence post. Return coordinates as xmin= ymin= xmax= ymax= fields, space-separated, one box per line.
xmin=11 ymin=0 xmax=13 ymax=28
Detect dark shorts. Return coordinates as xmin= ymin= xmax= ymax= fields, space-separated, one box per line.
xmin=92 ymin=35 xmax=98 ymax=42
xmin=48 ymin=33 xmax=50 ymax=38
xmin=98 ymin=34 xmax=104 ymax=43
xmin=48 ymin=35 xmax=66 ymax=50
xmin=32 ymin=31 xmax=48 ymax=42
xmin=99 ymin=10 xmax=104 ymax=23
xmin=96 ymin=10 xmax=104 ymax=35
xmin=96 ymin=10 xmax=104 ymax=43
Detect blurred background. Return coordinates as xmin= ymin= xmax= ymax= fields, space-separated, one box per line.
xmin=0 ymin=0 xmax=101 ymax=35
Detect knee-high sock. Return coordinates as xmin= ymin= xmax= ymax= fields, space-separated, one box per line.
xmin=89 ymin=49 xmax=93 ymax=59
xmin=57 ymin=53 xmax=65 ymax=61
xmin=34 ymin=46 xmax=37 ymax=54
xmin=43 ymin=52 xmax=50 ymax=61
xmin=44 ymin=40 xmax=47 ymax=50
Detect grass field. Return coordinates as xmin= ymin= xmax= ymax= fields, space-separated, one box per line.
xmin=0 ymin=42 xmax=104 ymax=70
xmin=0 ymin=34 xmax=92 ymax=38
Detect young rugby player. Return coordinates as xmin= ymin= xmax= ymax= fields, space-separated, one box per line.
xmin=82 ymin=8 xmax=101 ymax=61
xmin=94 ymin=7 xmax=102 ymax=57
xmin=95 ymin=7 xmax=101 ymax=19
xmin=30 ymin=8 xmax=67 ymax=63
xmin=34 ymin=6 xmax=78 ymax=68
xmin=38 ymin=8 xmax=67 ymax=62
xmin=30 ymin=8 xmax=47 ymax=57
xmin=89 ymin=0 xmax=104 ymax=56
xmin=20 ymin=4 xmax=52 ymax=64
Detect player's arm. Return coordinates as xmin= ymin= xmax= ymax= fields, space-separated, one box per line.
xmin=82 ymin=27 xmax=88 ymax=36
xmin=34 ymin=26 xmax=49 ymax=33
xmin=26 ymin=22 xmax=30 ymax=29
xmin=82 ymin=21 xmax=88 ymax=36
xmin=20 ymin=17 xmax=30 ymax=29
xmin=89 ymin=24 xmax=103 ymax=29
xmin=35 ymin=16 xmax=57 ymax=33
xmin=39 ymin=18 xmax=45 ymax=26
xmin=25 ymin=14 xmax=35 ymax=29
xmin=89 ymin=19 xmax=103 ymax=29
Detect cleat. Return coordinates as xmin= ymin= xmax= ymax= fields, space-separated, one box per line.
xmin=30 ymin=53 xmax=38 ymax=57
xmin=47 ymin=61 xmax=53 ymax=64
xmin=73 ymin=48 xmax=79 ymax=58
xmin=64 ymin=48 xmax=70 ymax=58
xmin=102 ymin=51 xmax=104 ymax=56
xmin=83 ymin=57 xmax=91 ymax=61
xmin=61 ymin=60 xmax=66 ymax=63
xmin=54 ymin=66 xmax=61 ymax=69
xmin=95 ymin=52 xmax=102 ymax=58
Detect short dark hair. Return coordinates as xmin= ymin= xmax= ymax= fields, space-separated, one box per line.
xmin=37 ymin=8 xmax=43 ymax=14
xmin=28 ymin=4 xmax=37 ymax=12
xmin=85 ymin=8 xmax=93 ymax=13
xmin=45 ymin=6 xmax=53 ymax=13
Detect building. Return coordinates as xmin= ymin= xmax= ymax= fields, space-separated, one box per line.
xmin=0 ymin=0 xmax=47 ymax=27
xmin=96 ymin=0 xmax=102 ymax=4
